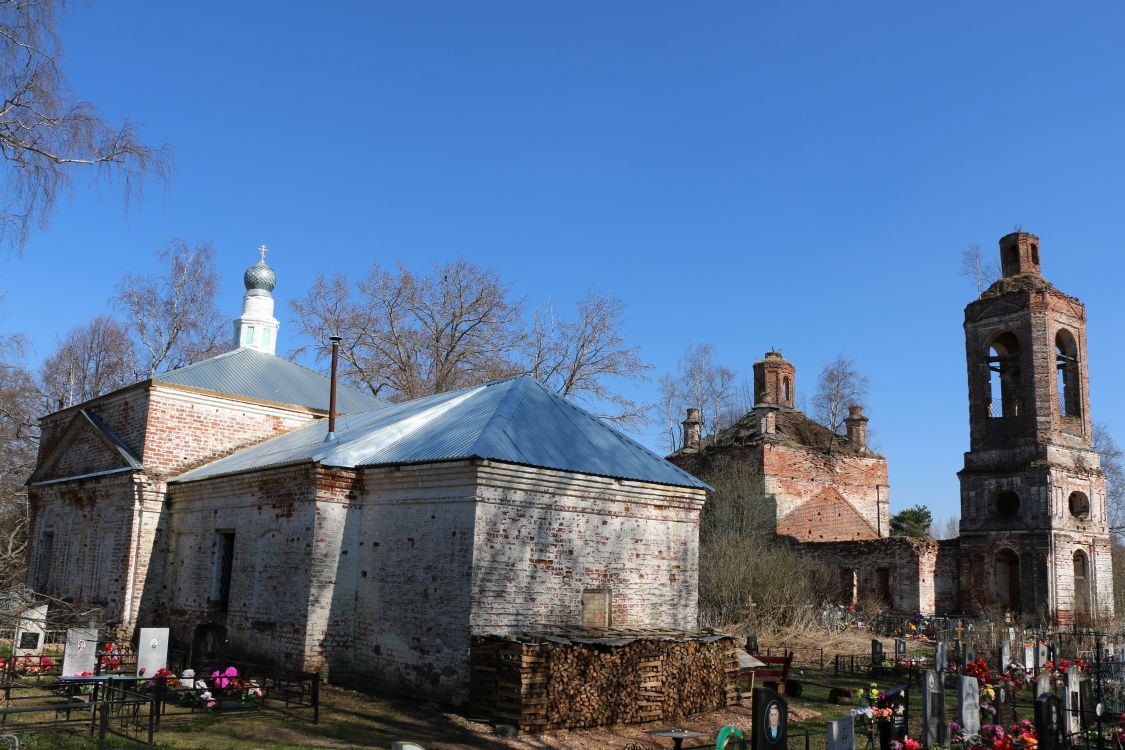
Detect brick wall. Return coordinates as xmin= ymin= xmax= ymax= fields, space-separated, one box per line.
xmin=800 ymin=537 xmax=940 ymax=614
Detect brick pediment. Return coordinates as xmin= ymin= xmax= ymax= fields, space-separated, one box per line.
xmin=777 ymin=486 xmax=879 ymax=542
xmin=29 ymin=410 xmax=142 ymax=485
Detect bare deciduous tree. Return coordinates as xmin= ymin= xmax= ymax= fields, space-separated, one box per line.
xmin=39 ymin=314 xmax=135 ymax=408
xmin=960 ymin=244 xmax=999 ymax=294
xmin=115 ymin=240 xmax=227 ymax=376
xmin=657 ymin=343 xmax=744 ymax=452
xmin=812 ymin=355 xmax=870 ymax=436
xmin=1093 ymin=422 xmax=1124 ymax=532
xmin=0 ymin=0 xmax=169 ymax=252
xmin=291 ymin=258 xmax=523 ymax=401
xmin=521 ymin=292 xmax=650 ymax=426
xmin=0 ymin=356 xmax=38 ymax=591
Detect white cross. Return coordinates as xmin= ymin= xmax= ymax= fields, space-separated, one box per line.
xmin=258 ymin=243 xmax=268 ymax=263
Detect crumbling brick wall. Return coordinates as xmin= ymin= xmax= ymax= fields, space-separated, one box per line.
xmin=799 ymin=537 xmax=940 ymax=614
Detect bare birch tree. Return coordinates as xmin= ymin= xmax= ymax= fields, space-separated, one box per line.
xmin=0 ymin=352 xmax=38 ymax=590
xmin=960 ymin=244 xmax=1000 ymax=294
xmin=39 ymin=314 xmax=135 ymax=408
xmin=657 ymin=343 xmax=742 ymax=451
xmin=0 ymin=0 xmax=169 ymax=253
xmin=811 ymin=355 xmax=869 ymax=436
xmin=115 ymin=240 xmax=227 ymax=376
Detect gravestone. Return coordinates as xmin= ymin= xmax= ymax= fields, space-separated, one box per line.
xmin=877 ymin=684 xmax=909 ymax=750
xmin=1063 ymin=666 xmax=1080 ymax=737
xmin=1035 ymin=643 xmax=1049 ymax=671
xmin=1008 ymin=626 xmax=1016 ymax=643
xmin=961 ymin=642 xmax=974 ymax=668
xmin=1079 ymin=679 xmax=1097 ymax=730
xmin=61 ymin=628 xmax=98 ymax=676
xmin=999 ymin=641 xmax=1011 ymax=670
xmin=1023 ymin=645 xmax=1035 ymax=672
xmin=1035 ymin=693 xmax=1064 ymax=750
xmin=190 ymin=622 xmax=228 ymax=668
xmin=826 ymin=716 xmax=855 ymax=750
xmin=872 ymin=639 xmax=884 ymax=668
xmin=135 ymin=627 xmax=169 ymax=677
xmin=934 ymin=643 xmax=947 ymax=674
xmin=1036 ymin=671 xmax=1051 ymax=699
xmin=920 ymin=669 xmax=945 ymax=748
xmin=895 ymin=638 xmax=906 ymax=661
xmin=12 ymin=604 xmax=47 ymax=657
xmin=953 ymin=639 xmax=961 ymax=665
xmin=957 ymin=676 xmax=981 ymax=737
xmin=995 ymin=683 xmax=1015 ymax=726
xmin=752 ymin=687 xmax=787 ymax=750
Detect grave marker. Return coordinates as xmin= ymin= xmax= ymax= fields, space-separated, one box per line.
xmin=1035 ymin=643 xmax=1049 ymax=672
xmin=13 ymin=604 xmax=47 ymax=657
xmin=61 ymin=628 xmax=98 ymax=676
xmin=934 ymin=643 xmax=947 ymax=674
xmin=827 ymin=716 xmax=855 ymax=750
xmin=752 ymin=687 xmax=787 ymax=750
xmin=895 ymin=638 xmax=906 ymax=661
xmin=961 ymin=642 xmax=974 ymax=668
xmin=877 ymin=684 xmax=909 ymax=750
xmin=136 ymin=627 xmax=169 ymax=677
xmin=995 ymin=683 xmax=1015 ymax=726
xmin=1080 ymin=679 xmax=1097 ymax=730
xmin=872 ymin=639 xmax=884 ymax=668
xmin=999 ymin=642 xmax=1011 ymax=670
xmin=957 ymin=675 xmax=980 ymax=737
xmin=920 ymin=669 xmax=945 ymax=748
xmin=1063 ymin=666 xmax=1080 ymax=737
xmin=1036 ymin=671 xmax=1051 ymax=700
xmin=1035 ymin=693 xmax=1064 ymax=750
xmin=1023 ymin=645 xmax=1035 ymax=672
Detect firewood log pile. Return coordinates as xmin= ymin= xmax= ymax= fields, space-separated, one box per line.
xmin=470 ymin=628 xmax=739 ymax=732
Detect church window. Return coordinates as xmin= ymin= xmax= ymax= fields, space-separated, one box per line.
xmin=1056 ymin=330 xmax=1080 ymax=418
xmin=1074 ymin=550 xmax=1090 ymax=620
xmin=261 ymin=328 xmax=271 ymax=347
xmin=987 ymin=332 xmax=1022 ymax=418
xmin=783 ymin=377 xmax=791 ymax=403
xmin=876 ymin=567 xmax=892 ymax=604
xmin=213 ymin=531 xmax=236 ymax=614
xmin=991 ymin=490 xmax=1020 ymax=518
xmin=1031 ymin=243 xmax=1040 ymax=266
xmin=1068 ymin=491 xmax=1090 ymax=519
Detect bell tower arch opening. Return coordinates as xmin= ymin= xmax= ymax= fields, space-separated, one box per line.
xmin=986 ymin=333 xmax=1022 ymax=419
xmin=1073 ymin=550 xmax=1090 ymax=621
xmin=996 ymin=548 xmax=1021 ymax=612
xmin=1056 ymin=329 xmax=1081 ymax=418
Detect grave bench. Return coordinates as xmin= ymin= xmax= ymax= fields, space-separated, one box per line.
xmin=787 ymin=679 xmax=858 ymax=704
xmin=750 ymin=651 xmax=793 ymax=695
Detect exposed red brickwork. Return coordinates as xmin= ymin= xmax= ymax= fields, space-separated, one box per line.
xmin=778 ymin=486 xmax=877 ymax=541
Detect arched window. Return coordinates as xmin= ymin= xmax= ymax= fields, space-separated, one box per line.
xmin=987 ymin=333 xmax=1022 ymax=418
xmin=1056 ymin=329 xmax=1080 ymax=417
xmin=997 ymin=548 xmax=1021 ymax=612
xmin=1073 ymin=550 xmax=1090 ymax=620
xmin=783 ymin=377 xmax=791 ymax=403
xmin=1068 ymin=491 xmax=1090 ymax=519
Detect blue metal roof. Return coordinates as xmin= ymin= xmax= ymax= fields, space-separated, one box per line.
xmin=173 ymin=377 xmax=709 ymax=489
xmin=153 ymin=348 xmax=387 ymax=414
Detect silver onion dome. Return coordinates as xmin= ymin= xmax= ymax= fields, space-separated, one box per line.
xmin=243 ymin=245 xmax=276 ymax=295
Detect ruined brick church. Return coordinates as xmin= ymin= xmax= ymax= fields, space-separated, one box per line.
xmin=670 ymin=231 xmax=1114 ymax=624
xmin=24 ymin=251 xmax=709 ymax=703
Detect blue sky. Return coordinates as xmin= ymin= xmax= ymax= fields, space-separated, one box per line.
xmin=3 ymin=2 xmax=1125 ymax=523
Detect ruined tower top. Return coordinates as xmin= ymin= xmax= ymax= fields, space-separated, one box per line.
xmin=753 ymin=350 xmax=795 ymax=408
xmin=999 ymin=230 xmax=1042 ymax=278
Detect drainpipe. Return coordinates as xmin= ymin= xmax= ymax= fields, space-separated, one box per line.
xmin=325 ymin=336 xmax=341 ymax=443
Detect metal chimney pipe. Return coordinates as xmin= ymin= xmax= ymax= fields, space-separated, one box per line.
xmin=326 ymin=336 xmax=341 ymax=441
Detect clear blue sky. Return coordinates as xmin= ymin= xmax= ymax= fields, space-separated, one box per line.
xmin=3 ymin=2 xmax=1125 ymax=524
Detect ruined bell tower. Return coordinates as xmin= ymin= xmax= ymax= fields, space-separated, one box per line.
xmin=958 ymin=231 xmax=1113 ymax=624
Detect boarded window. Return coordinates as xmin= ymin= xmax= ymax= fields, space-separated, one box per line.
xmin=581 ymin=589 xmax=611 ymax=628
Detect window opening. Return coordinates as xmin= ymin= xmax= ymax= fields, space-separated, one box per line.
xmin=1056 ymin=330 xmax=1080 ymax=417
xmin=997 ymin=549 xmax=1021 ymax=612
xmin=876 ymin=567 xmax=892 ymax=604
xmin=213 ymin=532 xmax=236 ymax=613
xmin=581 ymin=589 xmax=611 ymax=628
xmin=783 ymin=377 xmax=791 ymax=403
xmin=1074 ymin=550 xmax=1090 ymax=620
xmin=1068 ymin=491 xmax=1090 ymax=519
xmin=987 ymin=333 xmax=1022 ymax=418
xmin=991 ymin=490 xmax=1020 ymax=518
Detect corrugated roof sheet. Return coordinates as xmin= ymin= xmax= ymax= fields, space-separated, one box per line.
xmin=153 ymin=347 xmax=386 ymax=414
xmin=173 ymin=376 xmax=709 ymax=489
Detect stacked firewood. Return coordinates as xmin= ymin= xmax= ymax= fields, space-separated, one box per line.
xmin=470 ymin=632 xmax=739 ymax=732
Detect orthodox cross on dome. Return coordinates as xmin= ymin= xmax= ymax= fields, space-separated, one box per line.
xmin=258 ymin=244 xmax=269 ymax=263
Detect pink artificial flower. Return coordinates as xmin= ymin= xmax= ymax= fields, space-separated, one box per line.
xmin=211 ymin=666 xmax=238 ymax=689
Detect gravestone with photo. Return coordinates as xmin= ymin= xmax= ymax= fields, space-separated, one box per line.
xmin=136 ymin=627 xmax=169 ymax=677
xmin=920 ymin=669 xmax=945 ymax=748
xmin=1024 ymin=645 xmax=1035 ymax=672
xmin=752 ymin=687 xmax=787 ymax=750
xmin=827 ymin=715 xmax=855 ymax=750
xmin=999 ymin=642 xmax=1011 ymax=670
xmin=995 ymin=683 xmax=1015 ymax=726
xmin=957 ymin=675 xmax=980 ymax=737
xmin=872 ymin=640 xmax=884 ymax=669
xmin=1035 ymin=643 xmax=1049 ymax=672
xmin=190 ymin=622 xmax=228 ymax=668
xmin=61 ymin=628 xmax=98 ymax=676
xmin=12 ymin=604 xmax=47 ymax=657
xmin=1063 ymin=666 xmax=1080 ymax=737
xmin=1036 ymin=671 xmax=1051 ymax=700
xmin=895 ymin=638 xmax=906 ymax=661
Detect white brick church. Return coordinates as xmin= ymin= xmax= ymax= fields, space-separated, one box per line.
xmin=25 ymin=252 xmax=708 ymax=703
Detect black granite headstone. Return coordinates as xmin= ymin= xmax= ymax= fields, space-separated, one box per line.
xmin=190 ymin=622 xmax=228 ymax=669
xmin=1079 ymin=679 xmax=1097 ymax=730
xmin=934 ymin=643 xmax=947 ymax=674
xmin=872 ymin=639 xmax=885 ymax=668
xmin=961 ymin=643 xmax=974 ymax=668
xmin=919 ymin=670 xmax=945 ymax=748
xmin=752 ymin=687 xmax=788 ymax=750
xmin=877 ymin=684 xmax=909 ymax=750
xmin=18 ymin=631 xmax=39 ymax=650
xmin=1034 ymin=694 xmax=1064 ymax=750
xmin=995 ymin=684 xmax=1015 ymax=726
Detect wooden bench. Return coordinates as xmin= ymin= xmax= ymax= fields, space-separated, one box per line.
xmin=788 ymin=679 xmax=859 ymax=704
xmin=750 ymin=651 xmax=793 ymax=695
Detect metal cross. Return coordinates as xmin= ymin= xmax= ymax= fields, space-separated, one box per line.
xmin=258 ymin=243 xmax=268 ymax=263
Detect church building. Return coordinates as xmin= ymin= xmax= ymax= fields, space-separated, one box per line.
xmin=25 ymin=252 xmax=709 ymax=703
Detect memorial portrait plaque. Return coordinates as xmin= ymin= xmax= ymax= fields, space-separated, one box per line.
xmin=136 ymin=627 xmax=170 ymax=677
xmin=62 ymin=627 xmax=98 ymax=676
xmin=877 ymin=684 xmax=908 ymax=750
xmin=752 ymin=687 xmax=788 ymax=750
